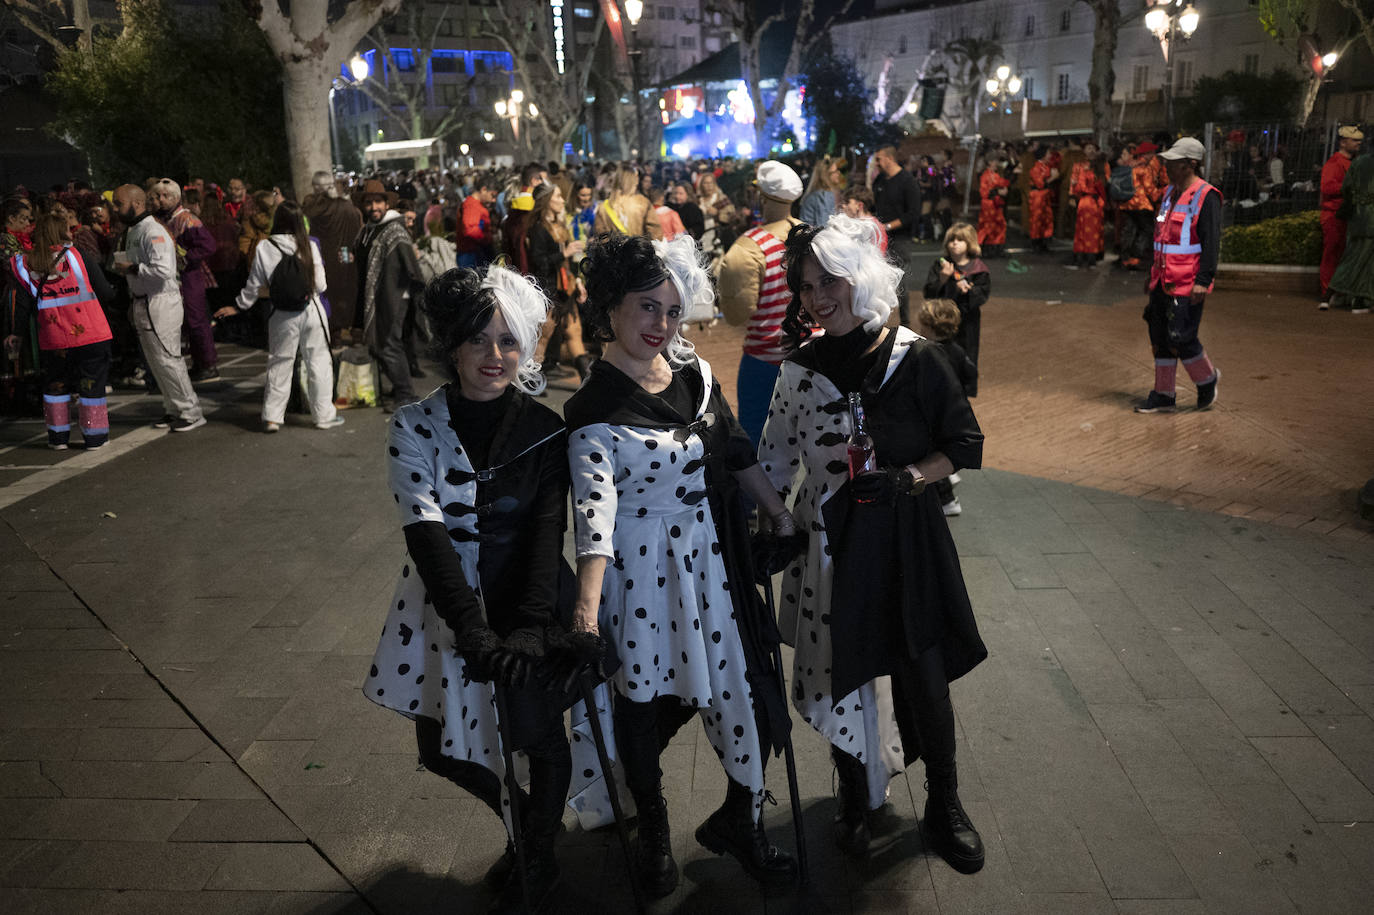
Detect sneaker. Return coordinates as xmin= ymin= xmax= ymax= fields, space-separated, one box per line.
xmin=1318 ymin=300 xmax=1330 ymax=311
xmin=83 ymin=439 xmax=107 ymax=450
xmin=153 ymin=413 xmax=175 ymax=428
xmin=1196 ymin=370 xmax=1219 ymax=411
xmin=1353 ymin=305 xmax=1371 ymax=315
xmin=314 ymin=416 xmax=345 ymax=430
xmin=949 ymin=472 xmax=961 ymax=486
xmin=263 ymin=421 xmax=281 ymax=433
xmin=1133 ymin=391 xmax=1177 ymax=414
xmin=48 ymin=442 xmax=69 ymax=451
xmin=189 ymin=366 xmax=220 ymax=383
xmin=942 ymin=498 xmax=963 ymax=517
xmin=169 ymin=415 xmax=207 ymax=433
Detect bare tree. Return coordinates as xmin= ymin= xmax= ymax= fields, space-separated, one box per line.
xmin=474 ymin=0 xmax=605 ymax=161
xmin=354 ymin=6 xmax=473 ymax=147
xmin=712 ymin=0 xmax=857 ymax=150
xmin=1257 ymin=0 xmax=1360 ymax=124
xmin=1077 ymin=0 xmax=1121 ymax=147
xmin=246 ymin=0 xmax=401 ymax=194
xmin=928 ymin=36 xmax=1002 ymax=140
xmin=1 ymin=0 xmax=93 ymax=53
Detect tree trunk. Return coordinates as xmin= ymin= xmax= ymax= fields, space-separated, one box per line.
xmin=281 ymin=58 xmax=334 ymax=196
xmin=1084 ymin=0 xmax=1119 ymax=148
xmin=71 ymin=0 xmax=92 ymax=53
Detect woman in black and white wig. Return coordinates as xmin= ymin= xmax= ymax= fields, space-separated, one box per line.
xmin=364 ymin=265 xmax=575 ymax=913
xmin=564 ymin=232 xmax=798 ymax=897
xmin=758 ymin=215 xmax=989 ymax=874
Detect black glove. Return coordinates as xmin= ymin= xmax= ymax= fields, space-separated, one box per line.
xmin=750 ymin=529 xmax=808 ymax=582
xmin=488 ymin=628 xmax=545 ymax=690
xmin=454 ymin=626 xmax=501 ymax=684
xmin=849 ymin=466 xmax=922 ymax=506
xmin=549 ymin=628 xmax=610 ymax=694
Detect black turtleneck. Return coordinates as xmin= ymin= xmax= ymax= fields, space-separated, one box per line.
xmin=445 ymin=384 xmax=513 ymax=469
xmin=811 ymin=324 xmax=883 ymax=394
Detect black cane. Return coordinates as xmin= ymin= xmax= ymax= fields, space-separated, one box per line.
xmin=492 ymin=684 xmax=531 ymax=912
xmin=578 ymin=672 xmax=646 ymax=914
xmin=762 ymin=578 xmax=810 ymax=884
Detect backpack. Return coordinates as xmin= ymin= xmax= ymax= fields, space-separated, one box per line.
xmin=267 ymin=238 xmax=312 ymax=311
xmin=1108 ymin=166 xmax=1136 ymax=203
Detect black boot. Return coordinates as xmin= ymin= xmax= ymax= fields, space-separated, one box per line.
xmin=489 ymin=828 xmax=560 ymax=914
xmin=832 ymin=747 xmax=871 ymax=856
xmin=695 ymin=780 xmax=798 ymax=891
xmin=633 ymin=792 xmax=678 ymax=898
xmin=923 ymin=770 xmax=985 ymax=874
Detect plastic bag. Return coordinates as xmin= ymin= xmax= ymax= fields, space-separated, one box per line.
xmin=335 ymin=347 xmax=378 ymax=407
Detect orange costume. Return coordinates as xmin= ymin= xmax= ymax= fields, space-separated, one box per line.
xmin=1070 ymin=161 xmax=1106 ymax=255
xmin=1028 ymin=160 xmax=1055 ymax=241
xmin=978 ymin=168 xmax=1010 ymax=246
xmin=1319 ymin=150 xmax=1354 ymax=298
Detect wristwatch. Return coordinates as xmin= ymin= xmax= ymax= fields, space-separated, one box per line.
xmin=902 ymin=465 xmax=927 ymax=496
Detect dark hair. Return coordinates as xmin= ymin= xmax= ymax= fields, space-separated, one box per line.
xmin=841 ymin=185 xmax=875 ymax=212
xmin=520 ymin=162 xmax=544 ymax=186
xmin=476 ymin=175 xmax=500 ymax=192
xmin=579 ymin=232 xmax=665 ymax=344
xmin=780 ymin=222 xmax=824 ymax=350
xmin=269 ymin=200 xmax=316 ymax=290
xmin=421 ymin=267 xmax=498 ymax=359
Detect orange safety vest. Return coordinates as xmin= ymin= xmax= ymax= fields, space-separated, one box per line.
xmin=1150 ymin=179 xmax=1219 ymax=294
xmin=10 ymin=246 xmax=112 ymax=351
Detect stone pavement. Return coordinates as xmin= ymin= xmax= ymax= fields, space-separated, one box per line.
xmin=3 ymin=352 xmax=1373 ymax=912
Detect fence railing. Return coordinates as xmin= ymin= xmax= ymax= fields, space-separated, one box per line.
xmin=1203 ymin=121 xmax=1339 ymax=226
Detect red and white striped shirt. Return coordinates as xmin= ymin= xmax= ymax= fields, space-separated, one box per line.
xmin=742 ymin=226 xmax=791 ymax=363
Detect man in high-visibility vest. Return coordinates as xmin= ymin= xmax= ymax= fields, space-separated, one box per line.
xmin=1134 ymin=137 xmax=1223 ymax=414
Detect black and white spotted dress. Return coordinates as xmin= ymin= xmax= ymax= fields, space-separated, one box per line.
xmin=564 ymin=355 xmax=768 ymax=822
xmin=363 ymin=388 xmax=562 ymax=830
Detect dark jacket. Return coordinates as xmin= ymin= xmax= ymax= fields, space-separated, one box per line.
xmin=873 ymin=167 xmax=921 ymax=237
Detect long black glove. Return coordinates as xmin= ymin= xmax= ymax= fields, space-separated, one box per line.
xmin=454 ymin=626 xmax=501 ymax=684
xmin=487 ymin=628 xmax=545 ymax=690
xmin=849 ymin=466 xmax=924 ymax=506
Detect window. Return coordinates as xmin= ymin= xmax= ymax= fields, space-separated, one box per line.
xmin=1243 ymin=53 xmax=1259 ymax=75
xmin=439 ymin=83 xmax=460 ymax=106
xmin=1176 ymin=58 xmax=1193 ymax=94
xmin=1061 ymin=9 xmax=1071 ymax=31
xmin=438 ymin=20 xmax=452 ymax=36
xmin=393 ymin=50 xmax=415 ymax=72
xmin=1023 ymin=75 xmax=1034 ymax=100
xmin=679 ymin=35 xmax=696 ymax=49
xmin=712 ymin=12 xmax=721 ymax=25
xmin=1024 ymin=15 xmax=1035 ymax=37
xmin=574 ymin=4 xmax=593 ymax=18
xmin=705 ymin=36 xmax=720 ymax=52
xmin=899 ymin=36 xmax=907 ymax=54
xmin=1056 ymin=71 xmax=1071 ymax=102
xmin=1132 ymin=64 xmax=1150 ymax=97
xmin=929 ymin=32 xmax=940 ymax=50
xmin=432 ymin=57 xmax=460 ymax=74
xmin=659 ymin=6 xmax=676 ymax=20
xmin=991 ymin=21 xmax=1000 ymax=40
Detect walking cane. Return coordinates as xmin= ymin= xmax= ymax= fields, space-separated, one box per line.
xmin=761 ymin=573 xmax=811 ymax=884
xmin=492 ymin=685 xmax=531 ymax=913
xmin=578 ymin=672 xmax=646 ymax=914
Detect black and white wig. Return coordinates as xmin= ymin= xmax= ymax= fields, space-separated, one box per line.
xmin=421 ymin=264 xmax=551 ymax=395
xmin=581 ymin=232 xmax=712 ymax=367
xmin=781 ymin=214 xmax=904 ymax=349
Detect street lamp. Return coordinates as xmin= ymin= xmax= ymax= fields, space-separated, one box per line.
xmin=329 ymin=54 xmax=372 ymax=169
xmin=495 ymin=90 xmax=538 ymax=159
xmin=624 ymin=0 xmax=646 ymax=160
xmin=1144 ymin=0 xmax=1200 ymax=133
xmin=966 ymin=64 xmax=1022 ymax=216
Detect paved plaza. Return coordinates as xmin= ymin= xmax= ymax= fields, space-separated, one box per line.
xmin=2 ymin=250 xmax=1372 ymax=913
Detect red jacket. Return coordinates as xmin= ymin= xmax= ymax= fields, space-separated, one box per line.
xmin=1320 ymin=152 xmax=1353 ymax=218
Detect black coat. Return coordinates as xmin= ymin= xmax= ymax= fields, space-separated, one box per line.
xmin=922 ymin=257 xmax=990 ymax=393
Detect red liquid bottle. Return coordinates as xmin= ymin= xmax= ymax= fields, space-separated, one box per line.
xmin=847 ymin=392 xmax=878 ymax=483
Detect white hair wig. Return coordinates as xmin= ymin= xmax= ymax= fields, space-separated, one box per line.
xmin=481 ymin=265 xmax=551 ymax=395
xmin=812 ymin=213 xmax=905 ymax=332
xmin=152 ymin=178 xmax=182 ymax=204
xmin=650 ymin=233 xmax=713 ymax=367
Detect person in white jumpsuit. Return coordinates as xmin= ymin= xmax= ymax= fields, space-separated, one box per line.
xmin=215 ymin=200 xmax=341 ymax=432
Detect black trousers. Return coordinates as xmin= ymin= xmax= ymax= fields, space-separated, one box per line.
xmin=835 ymin=645 xmax=957 ymax=780
xmin=372 ymin=292 xmax=414 ymax=401
xmin=1144 ymin=287 xmax=1206 ymax=361
xmin=414 ymin=685 xmax=571 ymax=827
xmin=612 ymin=694 xmax=702 ymax=803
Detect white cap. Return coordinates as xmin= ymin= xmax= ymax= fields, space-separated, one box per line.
xmin=756 ymin=160 xmax=803 ymax=202
xmin=1159 ymin=137 xmax=1206 ymax=161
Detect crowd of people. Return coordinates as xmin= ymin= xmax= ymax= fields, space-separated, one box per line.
xmin=8 ymin=125 xmax=1363 ymax=909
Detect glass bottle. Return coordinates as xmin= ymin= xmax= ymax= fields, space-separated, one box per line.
xmin=847 ymin=392 xmax=878 ymax=480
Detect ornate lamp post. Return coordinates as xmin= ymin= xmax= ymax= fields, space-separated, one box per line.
xmin=1144 ymin=0 xmax=1200 ymax=134
xmin=963 ymin=65 xmax=1022 ymax=216
xmin=624 ymin=0 xmax=646 ymax=159
xmin=329 ymin=54 xmax=371 ymax=169
xmin=496 ymin=89 xmax=538 ymax=160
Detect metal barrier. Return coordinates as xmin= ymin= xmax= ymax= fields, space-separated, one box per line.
xmin=1202 ymin=121 xmax=1340 ymax=226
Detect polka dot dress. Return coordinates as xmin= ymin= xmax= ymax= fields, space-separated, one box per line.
xmin=363 ymin=390 xmax=531 ymax=834
xmin=758 ymin=328 xmax=921 ymax=809
xmin=566 ymin=356 xmax=766 ymax=821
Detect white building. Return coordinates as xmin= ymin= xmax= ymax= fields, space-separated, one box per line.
xmin=831 ymin=0 xmax=1307 ymax=125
